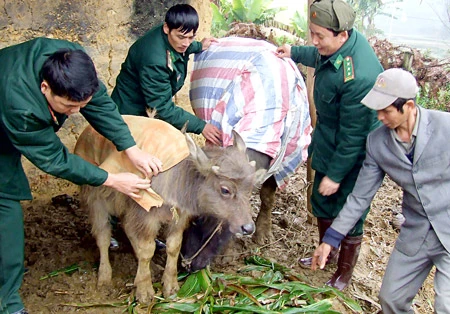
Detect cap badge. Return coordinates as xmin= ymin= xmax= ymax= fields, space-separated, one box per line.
xmin=375 ymin=77 xmax=386 ymax=88
xmin=312 ymin=11 xmax=317 ymax=18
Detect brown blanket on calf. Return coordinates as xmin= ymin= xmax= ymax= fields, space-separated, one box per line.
xmin=74 ymin=115 xmax=190 ymax=210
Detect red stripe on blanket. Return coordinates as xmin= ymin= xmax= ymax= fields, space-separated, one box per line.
xmin=240 ymin=70 xmax=256 ymax=126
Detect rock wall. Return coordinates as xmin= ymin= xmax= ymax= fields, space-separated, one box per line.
xmin=0 ymin=0 xmax=212 ymax=193
xmin=0 ymin=0 xmax=211 ymax=90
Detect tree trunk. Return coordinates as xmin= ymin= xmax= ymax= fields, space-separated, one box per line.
xmin=306 ymin=0 xmax=316 ymax=225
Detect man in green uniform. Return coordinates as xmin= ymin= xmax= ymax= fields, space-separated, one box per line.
xmin=277 ymin=0 xmax=383 ymax=290
xmin=111 ymin=4 xmax=222 ymax=145
xmin=0 ymin=38 xmax=163 ymax=314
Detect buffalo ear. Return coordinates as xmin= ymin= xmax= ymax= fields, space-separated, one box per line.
xmin=145 ymin=107 xmax=157 ymax=118
xmin=232 ymin=130 xmax=246 ymax=153
xmin=180 ymin=120 xmax=189 ymax=134
xmin=185 ymin=133 xmax=210 ymax=170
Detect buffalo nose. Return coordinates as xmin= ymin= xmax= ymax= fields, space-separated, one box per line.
xmin=241 ymin=223 xmax=255 ymax=235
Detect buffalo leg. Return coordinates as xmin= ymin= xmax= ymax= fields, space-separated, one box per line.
xmin=123 ymin=216 xmax=158 ymax=303
xmin=162 ymin=210 xmax=190 ymax=298
xmin=88 ymin=194 xmax=113 ymax=287
xmin=254 ymin=175 xmax=277 ymax=244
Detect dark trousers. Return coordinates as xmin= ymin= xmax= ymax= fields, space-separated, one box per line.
xmin=311 ymin=171 xmax=369 ymax=236
xmin=0 ymin=198 xmax=25 ymax=313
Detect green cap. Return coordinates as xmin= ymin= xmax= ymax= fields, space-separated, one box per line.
xmin=310 ymin=0 xmax=356 ymax=32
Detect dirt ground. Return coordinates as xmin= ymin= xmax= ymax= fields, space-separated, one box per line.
xmin=19 ymin=160 xmax=437 ymax=314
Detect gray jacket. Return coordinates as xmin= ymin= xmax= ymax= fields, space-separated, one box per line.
xmin=328 ymin=106 xmax=450 ymax=256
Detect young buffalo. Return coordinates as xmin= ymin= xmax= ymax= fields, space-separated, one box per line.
xmin=75 ymin=116 xmax=265 ymax=302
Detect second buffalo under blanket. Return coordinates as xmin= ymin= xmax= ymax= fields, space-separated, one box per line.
xmin=190 ymin=37 xmax=312 ymax=188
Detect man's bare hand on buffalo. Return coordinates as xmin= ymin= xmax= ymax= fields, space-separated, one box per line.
xmin=202 ymin=123 xmax=223 ymax=146
xmin=125 ymin=145 xmax=163 ymax=178
xmin=102 ymin=172 xmax=152 ymax=198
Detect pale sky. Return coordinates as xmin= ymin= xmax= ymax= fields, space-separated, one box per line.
xmin=272 ymin=0 xmax=449 ymax=58
xmin=273 ymin=0 xmax=308 ymax=22
xmin=375 ymin=0 xmax=450 ymax=58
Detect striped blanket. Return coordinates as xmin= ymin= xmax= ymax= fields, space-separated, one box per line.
xmin=190 ymin=37 xmax=312 ymax=189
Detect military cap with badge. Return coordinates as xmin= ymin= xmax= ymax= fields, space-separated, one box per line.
xmin=310 ymin=0 xmax=356 ymax=32
xmin=310 ymin=0 xmax=357 ymax=83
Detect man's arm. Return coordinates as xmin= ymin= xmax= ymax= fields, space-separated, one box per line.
xmin=3 ymin=108 xmax=108 ymax=186
xmin=312 ymin=136 xmax=386 ymax=269
xmin=139 ymin=64 xmax=206 ymax=134
xmin=4 ymin=107 xmax=160 ymax=198
xmin=199 ymin=37 xmax=218 ymax=51
xmin=81 ymin=82 xmax=136 ymax=151
xmin=82 ymin=82 xmax=163 ymax=178
xmin=186 ymin=38 xmax=217 ymax=55
xmin=277 ymin=45 xmax=318 ymax=67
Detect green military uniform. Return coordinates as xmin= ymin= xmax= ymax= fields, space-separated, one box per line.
xmin=291 ymin=30 xmax=383 ymax=236
xmin=0 ymin=38 xmax=136 ymax=313
xmin=111 ymin=24 xmax=206 ymax=134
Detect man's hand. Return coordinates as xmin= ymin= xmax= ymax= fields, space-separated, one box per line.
xmin=103 ymin=172 xmax=151 ymax=199
xmin=276 ymin=44 xmax=292 ymax=58
xmin=201 ymin=37 xmax=218 ymax=50
xmin=124 ymin=145 xmax=163 ymax=178
xmin=202 ymin=123 xmax=222 ymax=146
xmin=311 ymin=243 xmax=333 ymax=271
xmin=318 ymin=176 xmax=340 ymax=196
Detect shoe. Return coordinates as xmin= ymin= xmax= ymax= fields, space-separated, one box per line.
xmin=299 ymin=218 xmax=339 ymax=267
xmin=109 ymin=237 xmax=120 ymax=251
xmin=155 ymin=238 xmax=166 ymax=250
xmin=12 ymin=309 xmax=28 ymax=314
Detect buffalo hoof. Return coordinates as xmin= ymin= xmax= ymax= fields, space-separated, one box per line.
xmin=97 ymin=263 xmax=112 ymax=287
xmin=136 ymin=284 xmax=155 ymax=304
xmin=253 ymin=228 xmax=273 ymax=245
xmin=162 ymin=281 xmax=179 ymax=298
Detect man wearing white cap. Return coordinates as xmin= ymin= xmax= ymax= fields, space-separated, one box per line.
xmin=311 ymin=68 xmax=450 ymax=313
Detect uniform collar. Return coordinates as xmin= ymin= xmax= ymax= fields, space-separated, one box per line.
xmin=47 ymin=105 xmax=58 ymax=125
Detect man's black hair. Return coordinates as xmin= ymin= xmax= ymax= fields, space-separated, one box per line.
xmin=391 ymin=97 xmax=416 ymax=113
xmin=165 ymin=4 xmax=199 ymax=34
xmin=329 ymin=28 xmax=353 ymax=37
xmin=41 ymin=49 xmax=99 ymax=102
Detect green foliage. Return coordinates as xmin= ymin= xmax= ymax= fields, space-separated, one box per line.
xmin=61 ymin=256 xmax=363 ymax=313
xmin=417 ymin=84 xmax=450 ymax=112
xmin=347 ymin=0 xmax=404 ymax=37
xmin=275 ymin=35 xmax=300 ymax=46
xmin=290 ymin=8 xmax=308 ymax=41
xmin=167 ymin=256 xmax=362 ymax=313
xmin=211 ymin=0 xmax=286 ymax=36
xmin=40 ymin=263 xmax=80 ymax=280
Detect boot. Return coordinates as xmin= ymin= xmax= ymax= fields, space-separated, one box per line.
xmin=326 ymin=234 xmax=363 ymax=290
xmin=299 ymin=218 xmax=339 ymax=267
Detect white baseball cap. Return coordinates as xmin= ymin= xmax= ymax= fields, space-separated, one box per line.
xmin=361 ymin=68 xmax=419 ymax=110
